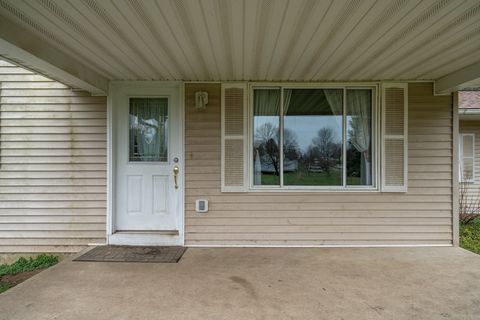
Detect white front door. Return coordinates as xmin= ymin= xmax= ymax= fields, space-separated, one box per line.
xmin=113 ymin=84 xmax=183 ymax=235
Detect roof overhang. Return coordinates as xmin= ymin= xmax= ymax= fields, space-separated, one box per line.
xmin=436 ymin=61 xmax=480 ymax=95
xmin=0 ymin=0 xmax=479 ymax=95
xmin=0 ymin=16 xmax=108 ymax=95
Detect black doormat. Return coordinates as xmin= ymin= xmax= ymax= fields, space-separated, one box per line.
xmin=73 ymin=246 xmax=187 ymax=263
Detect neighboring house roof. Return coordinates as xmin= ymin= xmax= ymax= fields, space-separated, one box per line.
xmin=459 ymin=91 xmax=480 ymax=109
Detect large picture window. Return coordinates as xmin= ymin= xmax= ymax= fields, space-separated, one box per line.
xmin=252 ymin=86 xmax=375 ymax=189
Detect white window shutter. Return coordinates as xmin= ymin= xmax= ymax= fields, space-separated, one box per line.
xmin=221 ymin=83 xmax=247 ymax=192
xmin=381 ymin=83 xmax=408 ymax=192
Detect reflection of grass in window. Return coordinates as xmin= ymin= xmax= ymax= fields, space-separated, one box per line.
xmin=259 ymin=168 xmax=362 ymax=186
xmin=286 ymin=162 xmax=342 ymax=186
xmin=284 ymin=169 xmax=342 ymax=186
xmin=259 ymin=174 xmax=280 ymax=185
xmin=346 ymin=176 xmax=361 ymax=185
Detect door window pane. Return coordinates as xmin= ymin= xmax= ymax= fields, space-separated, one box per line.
xmin=253 ymin=89 xmax=281 ymax=186
xmin=283 ymin=89 xmax=343 ymax=186
xmin=346 ymin=89 xmax=373 ymax=186
xmin=129 ymin=98 xmax=168 ymax=162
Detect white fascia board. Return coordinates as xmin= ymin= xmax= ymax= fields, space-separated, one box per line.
xmin=435 ymin=60 xmax=480 ymax=95
xmin=0 ymin=17 xmax=108 ymax=95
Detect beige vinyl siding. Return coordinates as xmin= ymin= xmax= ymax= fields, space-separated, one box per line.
xmin=184 ymin=82 xmax=453 ymax=246
xmin=459 ymin=120 xmax=480 ymax=208
xmin=0 ymin=60 xmax=107 ymax=253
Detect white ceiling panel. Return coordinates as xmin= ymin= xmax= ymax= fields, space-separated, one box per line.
xmin=0 ymin=0 xmax=479 ymax=83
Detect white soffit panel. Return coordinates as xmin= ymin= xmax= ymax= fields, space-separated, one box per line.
xmin=0 ymin=0 xmax=479 ymax=89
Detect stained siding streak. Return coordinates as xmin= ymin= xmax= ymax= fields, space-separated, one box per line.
xmin=0 ymin=60 xmax=107 ymax=253
xmin=184 ymin=82 xmax=453 ymax=246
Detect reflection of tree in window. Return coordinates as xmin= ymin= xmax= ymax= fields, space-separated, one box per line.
xmin=284 ymin=129 xmax=300 ymax=160
xmin=283 ymin=88 xmax=343 ymax=186
xmin=254 ymin=122 xmax=280 ymax=176
xmin=252 ymin=87 xmax=373 ymax=188
xmin=306 ymin=127 xmax=342 ymax=175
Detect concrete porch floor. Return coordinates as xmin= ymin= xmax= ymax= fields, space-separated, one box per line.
xmin=0 ymin=247 xmax=479 ymax=320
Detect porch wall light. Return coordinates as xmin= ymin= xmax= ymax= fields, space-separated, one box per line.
xmin=195 ymin=91 xmax=208 ymax=111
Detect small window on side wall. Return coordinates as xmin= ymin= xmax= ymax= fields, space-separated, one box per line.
xmin=459 ymin=133 xmax=475 ymax=182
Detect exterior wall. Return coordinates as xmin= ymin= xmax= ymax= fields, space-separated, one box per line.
xmin=0 ymin=65 xmax=454 ymax=250
xmin=0 ymin=60 xmax=107 ymax=253
xmin=459 ymin=119 xmax=480 ymax=209
xmin=184 ymin=82 xmax=454 ymax=246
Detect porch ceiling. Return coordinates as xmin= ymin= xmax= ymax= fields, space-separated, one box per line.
xmin=1 ymin=0 xmax=480 ymax=94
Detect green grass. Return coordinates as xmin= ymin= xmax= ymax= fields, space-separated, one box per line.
xmin=0 ymin=282 xmax=11 ymax=294
xmin=0 ymin=254 xmax=59 ymax=277
xmin=460 ymin=219 xmax=480 ymax=255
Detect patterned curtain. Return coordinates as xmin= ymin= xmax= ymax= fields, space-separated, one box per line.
xmin=347 ymin=90 xmax=372 ymax=185
xmin=129 ymin=98 xmax=168 ymax=162
xmin=323 ymin=89 xmax=343 ymax=115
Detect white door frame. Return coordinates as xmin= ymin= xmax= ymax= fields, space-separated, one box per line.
xmin=106 ymin=81 xmax=185 ymax=246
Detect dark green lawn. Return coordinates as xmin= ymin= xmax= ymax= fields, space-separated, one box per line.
xmin=460 ymin=219 xmax=480 ymax=255
xmin=0 ymin=254 xmax=58 ymax=294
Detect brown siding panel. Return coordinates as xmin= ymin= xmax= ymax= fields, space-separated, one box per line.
xmin=0 ymin=60 xmax=107 ymax=253
xmin=184 ymin=82 xmax=453 ymax=246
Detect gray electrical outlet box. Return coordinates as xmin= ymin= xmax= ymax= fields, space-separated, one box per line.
xmin=195 ymin=199 xmax=209 ymax=213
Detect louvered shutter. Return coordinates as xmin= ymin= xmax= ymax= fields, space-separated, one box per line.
xmin=221 ymin=83 xmax=247 ymax=192
xmin=381 ymin=83 xmax=408 ymax=192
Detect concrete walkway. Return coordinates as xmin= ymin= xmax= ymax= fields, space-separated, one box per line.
xmin=0 ymin=247 xmax=479 ymax=320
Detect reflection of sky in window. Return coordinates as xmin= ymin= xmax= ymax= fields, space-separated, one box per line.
xmin=253 ymin=116 xmax=279 ymax=148
xmin=253 ymin=116 xmax=278 ymax=129
xmin=284 ymin=116 xmax=342 ymax=152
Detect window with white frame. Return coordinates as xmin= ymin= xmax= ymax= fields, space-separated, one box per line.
xmin=459 ymin=133 xmax=475 ymax=182
xmin=251 ymin=86 xmax=376 ymax=189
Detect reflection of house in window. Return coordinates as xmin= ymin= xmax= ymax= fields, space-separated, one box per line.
xmin=308 ymin=159 xmax=323 ymax=173
xmin=259 ymin=156 xmax=298 ymax=173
